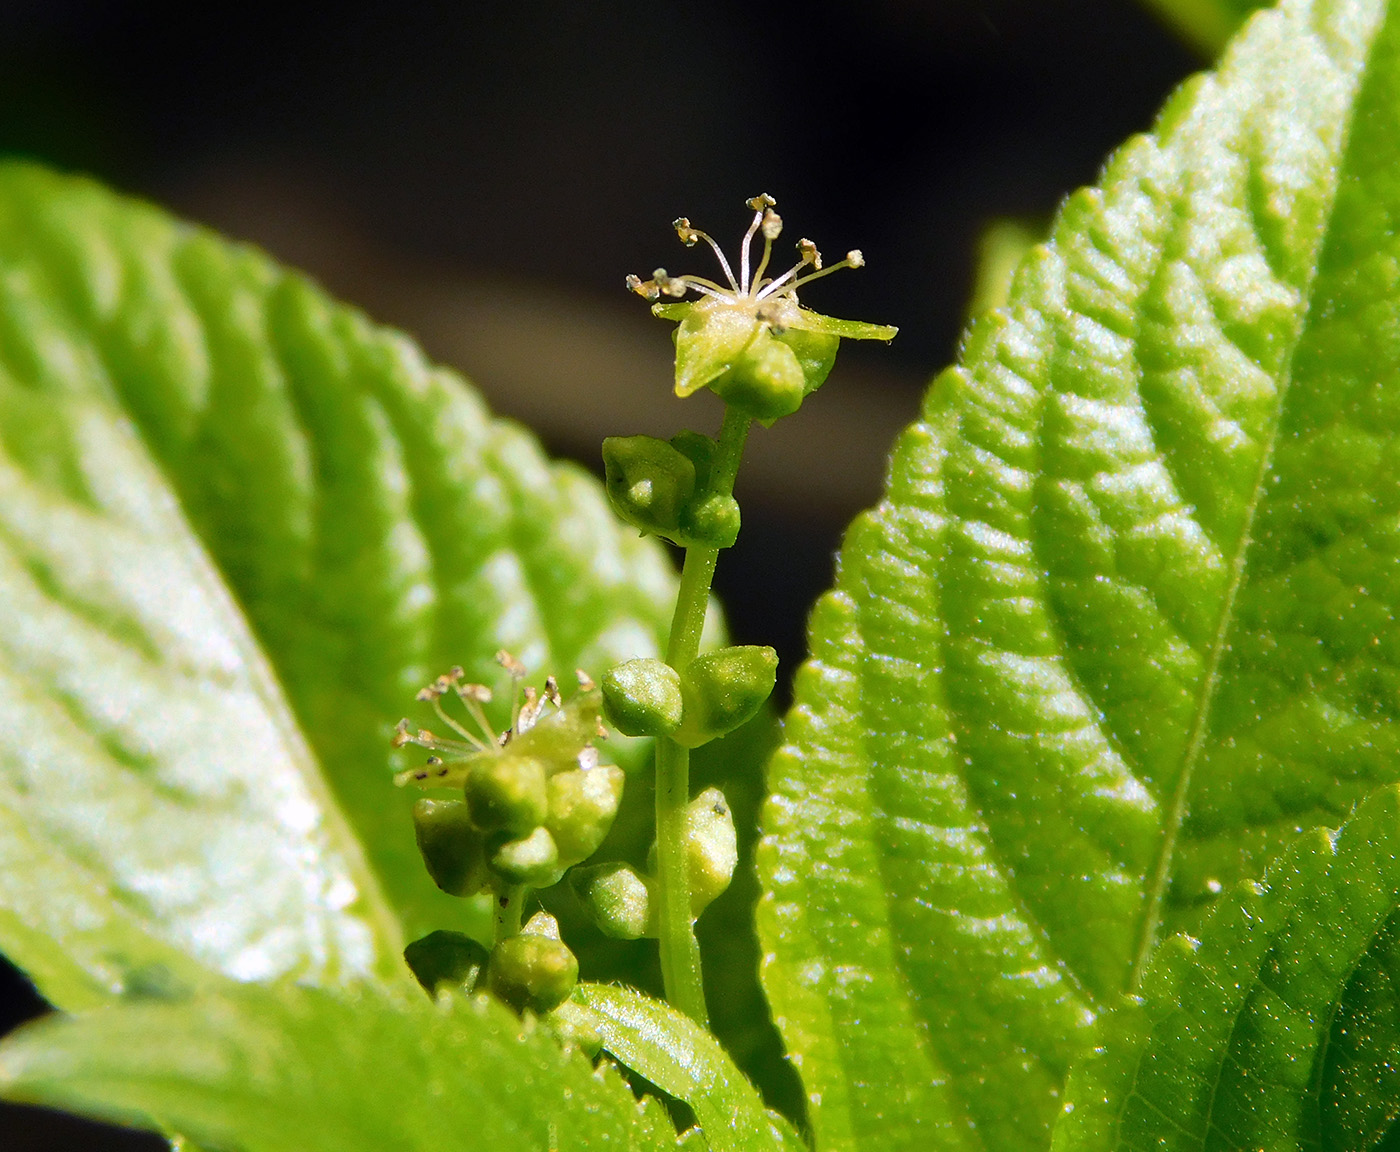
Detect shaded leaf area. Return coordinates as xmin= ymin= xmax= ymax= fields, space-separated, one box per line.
xmin=0 ymin=161 xmax=679 ymax=951
xmin=0 ymin=382 xmax=399 ymax=1009
xmin=758 ymin=0 xmax=1400 ymax=1148
xmin=1055 ymin=785 xmax=1400 ymax=1152
xmin=0 ymin=980 xmax=678 ymax=1152
xmin=577 ymin=983 xmax=803 ymax=1152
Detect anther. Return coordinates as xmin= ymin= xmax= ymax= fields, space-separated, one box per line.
xmin=625 ymin=273 xmax=660 ymax=300
xmin=496 ymin=650 xmax=526 ymax=679
xmin=846 ymin=250 xmax=864 ymax=268
xmin=797 ymin=238 xmax=822 ymax=269
xmin=746 ymin=193 xmax=777 ymax=210
xmin=673 ymin=217 xmax=700 ymax=245
xmin=761 ymin=209 xmax=783 ymax=240
xmin=576 ymin=670 xmax=596 ymax=691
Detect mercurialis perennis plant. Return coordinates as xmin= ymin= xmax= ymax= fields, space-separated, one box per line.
xmin=11 ymin=3 xmax=1400 ymax=1149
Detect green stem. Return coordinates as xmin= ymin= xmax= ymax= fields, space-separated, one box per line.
xmin=654 ymin=406 xmax=751 ymax=1026
xmin=493 ymin=884 xmax=526 ymax=944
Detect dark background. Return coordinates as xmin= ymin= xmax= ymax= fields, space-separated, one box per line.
xmin=0 ymin=1 xmax=1201 ymax=1146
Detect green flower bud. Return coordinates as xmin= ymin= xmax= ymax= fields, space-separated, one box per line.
xmin=680 ymin=491 xmax=741 ymax=549
xmin=672 ymin=645 xmax=779 ymax=748
xmin=489 ymin=927 xmax=579 ymax=1014
xmin=466 ymin=753 xmax=548 ymax=834
xmin=572 ymin=862 xmax=653 ymax=940
xmin=489 ymin=825 xmax=563 ymax=887
xmin=602 ymin=658 xmax=683 ymax=738
xmin=709 ymin=330 xmax=806 ymax=424
xmin=683 ymin=787 xmax=738 ymax=917
xmin=602 ymin=435 xmax=696 ymax=539
xmin=546 ymin=762 xmax=626 ymax=866
xmin=403 ymin=929 xmax=489 ymax=997
xmin=411 ymin=799 xmax=489 ymax=897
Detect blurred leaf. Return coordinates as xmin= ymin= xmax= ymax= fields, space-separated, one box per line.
xmin=0 ymin=383 xmax=399 ymax=1007
xmin=758 ymin=0 xmax=1400 ymax=1148
xmin=966 ymin=218 xmax=1043 ymax=320
xmin=1055 ymin=785 xmax=1400 ymax=1152
xmin=1139 ymin=0 xmax=1269 ymax=56
xmin=0 ymin=161 xmax=680 ymax=988
xmin=577 ymin=982 xmax=803 ymax=1151
xmin=0 ymin=980 xmax=678 ymax=1152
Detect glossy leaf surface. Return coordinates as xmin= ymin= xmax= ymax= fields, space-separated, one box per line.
xmin=0 ymin=981 xmax=678 ymax=1152
xmin=577 ymin=983 xmax=803 ymax=1152
xmin=758 ymin=0 xmax=1400 ymax=1148
xmin=0 ymin=161 xmax=678 ymax=982
xmin=1054 ymin=784 xmax=1400 ymax=1152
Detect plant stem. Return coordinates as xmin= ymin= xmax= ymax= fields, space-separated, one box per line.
xmin=654 ymin=405 xmax=751 ymax=1026
xmin=494 ymin=884 xmax=526 ymax=943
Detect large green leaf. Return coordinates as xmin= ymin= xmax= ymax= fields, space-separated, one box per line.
xmin=0 ymin=382 xmax=399 ymax=1006
xmin=1053 ymin=784 xmax=1400 ymax=1152
xmin=758 ymin=0 xmax=1400 ymax=1147
xmin=0 ymin=161 xmax=678 ymax=994
xmin=0 ymin=980 xmax=678 ymax=1152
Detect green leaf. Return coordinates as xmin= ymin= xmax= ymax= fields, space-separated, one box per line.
xmin=0 ymin=160 xmax=678 ymax=991
xmin=0 ymin=980 xmax=678 ymax=1152
xmin=1054 ymin=784 xmax=1400 ymax=1152
xmin=758 ymin=0 xmax=1400 ymax=1148
xmin=575 ymin=983 xmax=804 ymax=1151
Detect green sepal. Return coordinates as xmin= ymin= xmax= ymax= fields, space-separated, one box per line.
xmin=774 ymin=326 xmax=841 ymax=398
xmin=402 ymin=930 xmax=489 ymax=998
xmin=411 ymin=799 xmax=489 ymax=897
xmin=572 ymin=862 xmax=653 ymax=940
xmin=545 ymin=763 xmax=626 ymax=867
xmin=488 ymin=931 xmax=579 ymax=1015
xmin=466 ymin=755 xmax=548 ymax=835
xmin=602 ymin=658 xmax=684 ymax=737
xmin=672 ymin=302 xmax=763 ymax=398
xmin=783 ymin=310 xmax=898 ymax=342
xmin=488 ymin=826 xmax=563 ymax=888
xmin=602 ymin=435 xmax=696 ymax=540
xmin=508 ymin=689 xmax=606 ymax=771
xmin=673 ymin=645 xmax=779 ymax=748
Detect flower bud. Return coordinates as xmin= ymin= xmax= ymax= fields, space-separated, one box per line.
xmin=489 ymin=825 xmax=563 ymax=887
xmin=466 ymin=753 xmax=548 ymax=834
xmin=572 ymin=862 xmax=653 ymax=940
xmin=602 ymin=658 xmax=683 ymax=738
xmin=672 ymin=645 xmax=779 ymax=748
xmin=545 ymin=762 xmax=626 ymax=866
xmin=682 ymin=787 xmax=738 ymax=916
xmin=680 ymin=492 xmax=741 ymax=549
xmin=602 ymin=435 xmax=696 ymax=539
xmin=411 ymin=799 xmax=489 ymax=897
xmin=403 ymin=929 xmax=489 ymax=997
xmin=489 ymin=923 xmax=579 ymax=1014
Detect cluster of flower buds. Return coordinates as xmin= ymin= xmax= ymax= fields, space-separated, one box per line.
xmin=601 ymin=429 xmax=742 ymax=549
xmin=572 ymin=788 xmax=738 ymax=940
xmin=628 ymin=193 xmax=896 ymax=425
xmin=403 ymin=911 xmax=581 ymax=1017
xmin=393 ymin=654 xmax=624 ymax=896
xmin=601 ymin=645 xmax=778 ymax=747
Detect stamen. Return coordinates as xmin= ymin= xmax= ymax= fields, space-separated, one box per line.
xmin=797 ymin=238 xmax=822 ymax=270
xmin=738 ymin=207 xmax=765 ymax=295
xmin=786 ymin=251 xmax=866 ymax=293
xmin=576 ymin=670 xmax=596 ymax=691
xmin=673 ymin=218 xmax=739 ymax=290
xmin=750 ymin=208 xmax=783 ymax=288
xmin=626 ymin=273 xmax=660 ymax=300
xmin=543 ymin=676 xmax=562 ymax=708
xmin=745 ymin=193 xmax=777 ymax=211
xmin=431 ymin=695 xmax=483 ymax=746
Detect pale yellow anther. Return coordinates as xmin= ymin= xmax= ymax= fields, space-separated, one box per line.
xmin=761 ymin=209 xmax=783 ymax=240
xmin=846 ymin=249 xmax=865 ymax=268
xmin=797 ymin=238 xmax=822 ymax=269
xmin=673 ymin=217 xmax=700 ymax=245
xmin=746 ymin=193 xmax=777 ymax=210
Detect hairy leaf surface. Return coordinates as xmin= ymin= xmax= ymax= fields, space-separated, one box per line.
xmin=758 ymin=0 xmax=1400 ymax=1148
xmin=577 ymin=983 xmax=803 ymax=1152
xmin=0 ymin=161 xmax=679 ymax=983
xmin=1054 ymin=784 xmax=1400 ymax=1152
xmin=0 ymin=981 xmax=678 ymax=1152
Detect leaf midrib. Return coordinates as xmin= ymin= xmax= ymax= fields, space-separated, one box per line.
xmin=1124 ymin=31 xmax=1380 ymax=989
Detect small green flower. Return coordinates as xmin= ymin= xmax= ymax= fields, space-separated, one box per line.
xmin=627 ymin=194 xmax=897 ymax=422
